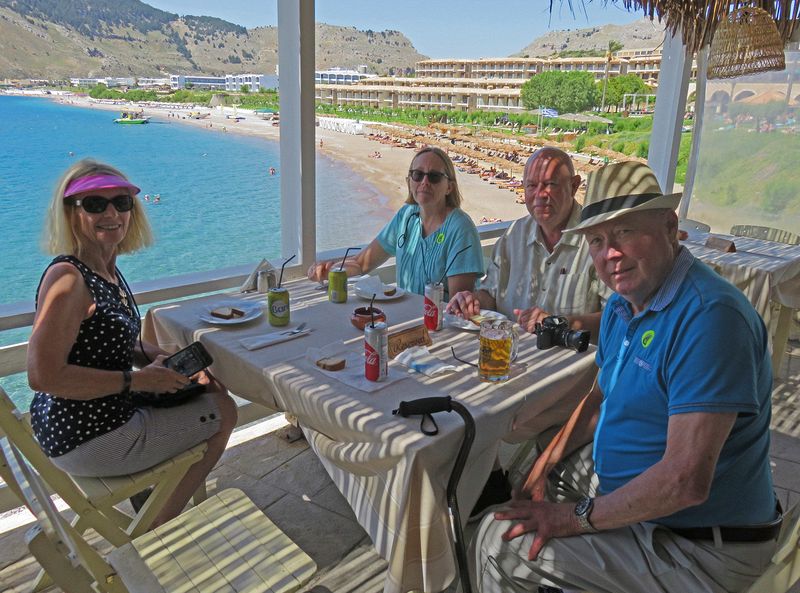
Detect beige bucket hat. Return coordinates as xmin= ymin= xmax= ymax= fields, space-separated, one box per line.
xmin=565 ymin=161 xmax=682 ymax=233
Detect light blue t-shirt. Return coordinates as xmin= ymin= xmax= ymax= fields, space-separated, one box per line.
xmin=376 ymin=204 xmax=484 ymax=298
xmin=594 ymin=247 xmax=775 ymax=528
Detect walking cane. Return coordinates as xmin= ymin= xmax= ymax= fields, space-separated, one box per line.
xmin=393 ymin=396 xmax=475 ymax=593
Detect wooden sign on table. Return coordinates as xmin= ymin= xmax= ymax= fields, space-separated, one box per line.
xmin=388 ymin=325 xmax=432 ymax=359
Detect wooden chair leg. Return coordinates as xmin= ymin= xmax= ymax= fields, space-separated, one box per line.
xmin=192 ymin=481 xmax=208 ymax=506
xmin=27 ymin=525 xmax=95 ymax=593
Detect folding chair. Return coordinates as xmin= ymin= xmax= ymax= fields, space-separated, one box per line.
xmin=730 ymin=224 xmax=800 ymax=245
xmin=0 ymin=386 xmax=207 ymax=590
xmin=2 ymin=437 xmax=316 ymax=593
xmin=743 ymin=501 xmax=800 ymax=593
xmin=678 ymin=218 xmax=711 ymax=233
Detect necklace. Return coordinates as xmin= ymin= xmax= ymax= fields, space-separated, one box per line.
xmin=116 ymin=283 xmax=130 ymax=310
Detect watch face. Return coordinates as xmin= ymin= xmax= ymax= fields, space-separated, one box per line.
xmin=575 ymin=496 xmax=592 ymax=516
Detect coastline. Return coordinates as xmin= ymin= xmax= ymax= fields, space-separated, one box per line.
xmin=53 ymin=95 xmax=529 ymax=224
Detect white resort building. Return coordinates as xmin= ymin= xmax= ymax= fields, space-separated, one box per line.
xmin=315 ymin=49 xmax=699 ymax=113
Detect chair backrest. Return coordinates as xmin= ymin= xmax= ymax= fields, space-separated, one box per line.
xmin=679 ymin=218 xmax=711 ymax=233
xmin=730 ymin=224 xmax=800 ymax=245
xmin=744 ymin=501 xmax=800 ymax=593
xmin=0 ymin=437 xmax=119 ymax=591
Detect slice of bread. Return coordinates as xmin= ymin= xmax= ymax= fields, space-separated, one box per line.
xmin=383 ymin=286 xmax=397 ymax=296
xmin=211 ymin=306 xmax=245 ymax=320
xmin=316 ymin=356 xmax=346 ymax=371
xmin=469 ymin=314 xmax=489 ymax=326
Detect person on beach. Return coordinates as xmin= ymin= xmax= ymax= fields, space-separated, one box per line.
xmin=473 ymin=162 xmax=780 ymax=593
xmin=307 ymin=146 xmax=484 ymax=299
xmin=447 ymin=147 xmax=608 ymax=335
xmin=27 ymin=159 xmax=237 ymax=528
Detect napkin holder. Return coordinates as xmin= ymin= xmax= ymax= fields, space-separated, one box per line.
xmin=388 ymin=324 xmax=432 ymax=359
xmin=240 ymin=259 xmax=277 ymax=292
xmin=705 ymin=236 xmax=736 ymax=253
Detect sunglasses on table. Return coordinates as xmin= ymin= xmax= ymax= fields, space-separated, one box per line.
xmin=408 ymin=169 xmax=449 ymax=184
xmin=67 ymin=194 xmax=135 ymax=213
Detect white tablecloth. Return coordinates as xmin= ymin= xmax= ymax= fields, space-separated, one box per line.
xmin=683 ymin=231 xmax=800 ymax=325
xmin=144 ymin=279 xmax=597 ymax=593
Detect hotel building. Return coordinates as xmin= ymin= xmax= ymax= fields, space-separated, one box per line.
xmin=315 ymin=49 xmax=695 ymax=113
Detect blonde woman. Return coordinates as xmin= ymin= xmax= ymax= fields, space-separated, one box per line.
xmin=27 ymin=159 xmax=237 ymax=527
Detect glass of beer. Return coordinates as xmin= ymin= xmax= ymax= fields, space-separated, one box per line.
xmin=478 ymin=320 xmax=518 ymax=383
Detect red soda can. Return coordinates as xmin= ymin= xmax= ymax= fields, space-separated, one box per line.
xmin=364 ymin=322 xmax=388 ymax=382
xmin=424 ymin=282 xmax=444 ymax=331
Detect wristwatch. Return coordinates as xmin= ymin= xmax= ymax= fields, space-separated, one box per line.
xmin=574 ymin=496 xmax=599 ymax=533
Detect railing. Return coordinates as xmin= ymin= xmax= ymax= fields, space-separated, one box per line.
xmin=0 ymin=222 xmax=511 ymax=513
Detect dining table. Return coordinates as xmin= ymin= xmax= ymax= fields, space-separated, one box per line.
xmin=142 ymin=278 xmax=597 ymax=593
xmin=681 ymin=230 xmax=800 ymax=372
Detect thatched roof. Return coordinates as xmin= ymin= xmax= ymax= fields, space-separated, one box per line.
xmin=561 ymin=1 xmax=800 ymax=54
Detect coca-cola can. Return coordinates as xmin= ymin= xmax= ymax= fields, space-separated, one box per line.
xmin=364 ymin=321 xmax=388 ymax=382
xmin=424 ymin=282 xmax=444 ymax=331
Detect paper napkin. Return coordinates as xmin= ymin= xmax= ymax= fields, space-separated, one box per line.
xmin=305 ymin=344 xmax=406 ymax=393
xmin=394 ymin=346 xmax=457 ymax=377
xmin=240 ymin=258 xmax=277 ymax=293
xmin=240 ymin=329 xmax=311 ymax=351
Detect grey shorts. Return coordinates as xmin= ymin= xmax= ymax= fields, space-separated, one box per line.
xmin=51 ymin=392 xmax=222 ymax=477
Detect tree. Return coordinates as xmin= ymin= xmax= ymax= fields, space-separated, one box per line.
xmin=520 ymin=71 xmax=598 ymax=114
xmin=601 ymin=75 xmax=650 ymax=111
xmin=240 ymin=84 xmax=250 ymax=94
xmin=600 ymin=40 xmax=623 ymax=112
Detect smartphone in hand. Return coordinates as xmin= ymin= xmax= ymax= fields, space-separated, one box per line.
xmin=163 ymin=342 xmax=213 ymax=377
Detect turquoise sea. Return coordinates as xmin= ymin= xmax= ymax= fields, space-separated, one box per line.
xmin=0 ymin=95 xmax=394 ymax=405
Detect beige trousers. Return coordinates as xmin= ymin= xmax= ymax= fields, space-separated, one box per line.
xmin=472 ymin=508 xmax=777 ymax=593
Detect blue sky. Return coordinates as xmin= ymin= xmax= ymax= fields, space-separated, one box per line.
xmin=143 ymin=1 xmax=644 ymax=58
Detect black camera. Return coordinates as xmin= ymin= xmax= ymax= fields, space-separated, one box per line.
xmin=533 ymin=315 xmax=590 ymax=353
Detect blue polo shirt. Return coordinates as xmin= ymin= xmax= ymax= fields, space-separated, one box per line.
xmin=376 ymin=204 xmax=484 ymax=298
xmin=594 ymin=247 xmax=775 ymax=528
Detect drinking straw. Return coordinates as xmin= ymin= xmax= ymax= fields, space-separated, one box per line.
xmin=369 ymin=293 xmax=377 ymax=328
xmin=277 ymin=254 xmax=296 ymax=288
xmin=339 ymin=247 xmax=362 ymax=271
xmin=438 ymin=244 xmax=472 ymax=285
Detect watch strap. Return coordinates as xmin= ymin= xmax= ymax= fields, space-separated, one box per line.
xmin=575 ymin=496 xmax=599 ymax=533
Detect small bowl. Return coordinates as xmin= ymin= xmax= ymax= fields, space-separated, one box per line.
xmin=351 ymin=306 xmax=387 ymax=331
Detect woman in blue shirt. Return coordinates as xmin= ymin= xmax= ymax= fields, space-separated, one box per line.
xmin=308 ymin=147 xmax=484 ymax=299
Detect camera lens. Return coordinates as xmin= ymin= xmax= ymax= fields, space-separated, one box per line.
xmin=563 ymin=329 xmax=590 ymax=352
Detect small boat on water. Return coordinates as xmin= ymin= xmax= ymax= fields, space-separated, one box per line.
xmin=114 ymin=111 xmax=150 ymax=124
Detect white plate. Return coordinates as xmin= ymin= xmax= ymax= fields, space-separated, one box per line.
xmin=444 ymin=309 xmax=507 ymax=331
xmin=200 ymin=302 xmax=263 ymax=325
xmin=354 ymin=284 xmax=406 ymax=301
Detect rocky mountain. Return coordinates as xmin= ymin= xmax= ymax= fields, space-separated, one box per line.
xmin=515 ymin=17 xmax=667 ymax=58
xmin=0 ymin=0 xmax=426 ymax=79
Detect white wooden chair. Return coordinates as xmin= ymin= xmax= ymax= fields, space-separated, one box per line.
xmin=679 ymin=218 xmax=711 ymax=233
xmin=730 ymin=224 xmax=800 ymax=245
xmin=743 ymin=501 xmax=800 ymax=593
xmin=2 ymin=436 xmax=317 ymax=593
xmin=0 ymin=386 xmax=207 ymax=590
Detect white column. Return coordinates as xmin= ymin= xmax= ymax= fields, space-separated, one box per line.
xmin=678 ymin=47 xmax=708 ymax=220
xmin=278 ymin=0 xmax=316 ymax=267
xmin=648 ymin=29 xmax=692 ymax=194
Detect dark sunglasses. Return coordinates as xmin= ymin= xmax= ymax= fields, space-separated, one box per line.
xmin=68 ymin=194 xmax=134 ymax=214
xmin=408 ymin=169 xmax=449 ymax=184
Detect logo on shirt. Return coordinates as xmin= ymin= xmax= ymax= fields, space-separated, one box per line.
xmin=641 ymin=330 xmax=655 ymax=348
xmin=435 ymin=232 xmax=445 ymax=244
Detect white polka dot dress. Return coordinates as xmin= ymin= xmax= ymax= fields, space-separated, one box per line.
xmin=30 ymin=256 xmax=138 ymax=457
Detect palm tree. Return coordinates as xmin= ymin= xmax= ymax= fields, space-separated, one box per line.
xmin=600 ymin=40 xmax=623 ymax=112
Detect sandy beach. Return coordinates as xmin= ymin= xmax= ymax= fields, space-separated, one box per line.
xmin=61 ymin=96 xmax=529 ymax=225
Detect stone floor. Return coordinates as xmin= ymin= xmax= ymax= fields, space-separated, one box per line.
xmin=2 ymin=344 xmax=799 ymax=593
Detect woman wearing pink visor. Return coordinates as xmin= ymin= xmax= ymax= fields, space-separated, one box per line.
xmin=27 ymin=159 xmax=237 ymax=527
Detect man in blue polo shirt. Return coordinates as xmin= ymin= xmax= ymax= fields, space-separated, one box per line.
xmin=472 ymin=162 xmax=781 ymax=593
